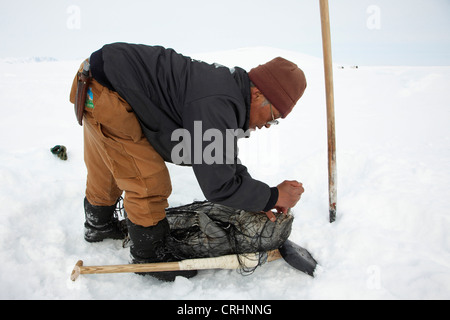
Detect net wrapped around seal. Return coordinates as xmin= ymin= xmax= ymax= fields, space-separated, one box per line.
xmin=165 ymin=201 xmax=293 ymax=265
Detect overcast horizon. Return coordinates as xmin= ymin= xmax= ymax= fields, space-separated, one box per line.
xmin=1 ymin=0 xmax=449 ymax=66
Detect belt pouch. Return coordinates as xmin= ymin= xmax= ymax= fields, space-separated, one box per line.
xmin=74 ymin=68 xmax=92 ymax=126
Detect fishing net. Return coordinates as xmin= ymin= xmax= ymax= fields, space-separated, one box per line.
xmin=165 ymin=201 xmax=293 ymax=273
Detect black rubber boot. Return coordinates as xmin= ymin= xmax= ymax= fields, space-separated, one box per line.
xmin=84 ymin=197 xmax=127 ymax=243
xmin=127 ymin=218 xmax=197 ymax=282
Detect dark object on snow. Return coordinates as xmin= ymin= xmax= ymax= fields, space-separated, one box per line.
xmin=165 ymin=201 xmax=293 ymax=273
xmin=71 ymin=201 xmax=318 ymax=281
xmin=279 ymin=240 xmax=317 ymax=277
xmin=50 ymin=145 xmax=68 ymax=160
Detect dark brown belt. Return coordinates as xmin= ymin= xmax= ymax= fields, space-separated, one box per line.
xmin=74 ymin=60 xmax=92 ymax=126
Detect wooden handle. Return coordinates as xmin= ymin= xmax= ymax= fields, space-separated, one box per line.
xmin=320 ymin=0 xmax=337 ymax=223
xmin=71 ymin=250 xmax=282 ymax=281
xmin=70 ymin=260 xmax=84 ymax=281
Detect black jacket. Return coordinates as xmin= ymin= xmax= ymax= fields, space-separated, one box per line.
xmin=90 ymin=43 xmax=277 ymax=212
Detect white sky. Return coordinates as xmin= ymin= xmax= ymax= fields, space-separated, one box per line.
xmin=1 ymin=0 xmax=449 ymax=65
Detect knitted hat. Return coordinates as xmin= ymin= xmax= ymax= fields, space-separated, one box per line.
xmin=248 ymin=57 xmax=307 ymax=118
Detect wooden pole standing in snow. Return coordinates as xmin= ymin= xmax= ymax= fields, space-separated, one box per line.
xmin=319 ymin=0 xmax=337 ymax=223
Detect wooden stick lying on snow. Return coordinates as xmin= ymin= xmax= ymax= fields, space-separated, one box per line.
xmin=71 ymin=250 xmax=282 ymax=281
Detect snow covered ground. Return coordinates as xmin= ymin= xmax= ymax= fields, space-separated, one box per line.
xmin=0 ymin=47 xmax=449 ymax=300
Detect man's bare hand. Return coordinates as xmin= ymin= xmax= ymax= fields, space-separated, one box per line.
xmin=263 ymin=180 xmax=304 ymax=222
xmin=274 ymin=180 xmax=304 ymax=214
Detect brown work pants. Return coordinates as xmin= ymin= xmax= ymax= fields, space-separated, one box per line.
xmin=70 ymin=64 xmax=172 ymax=227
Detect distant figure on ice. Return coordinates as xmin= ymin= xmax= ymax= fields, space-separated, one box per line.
xmin=69 ymin=43 xmax=307 ymax=281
